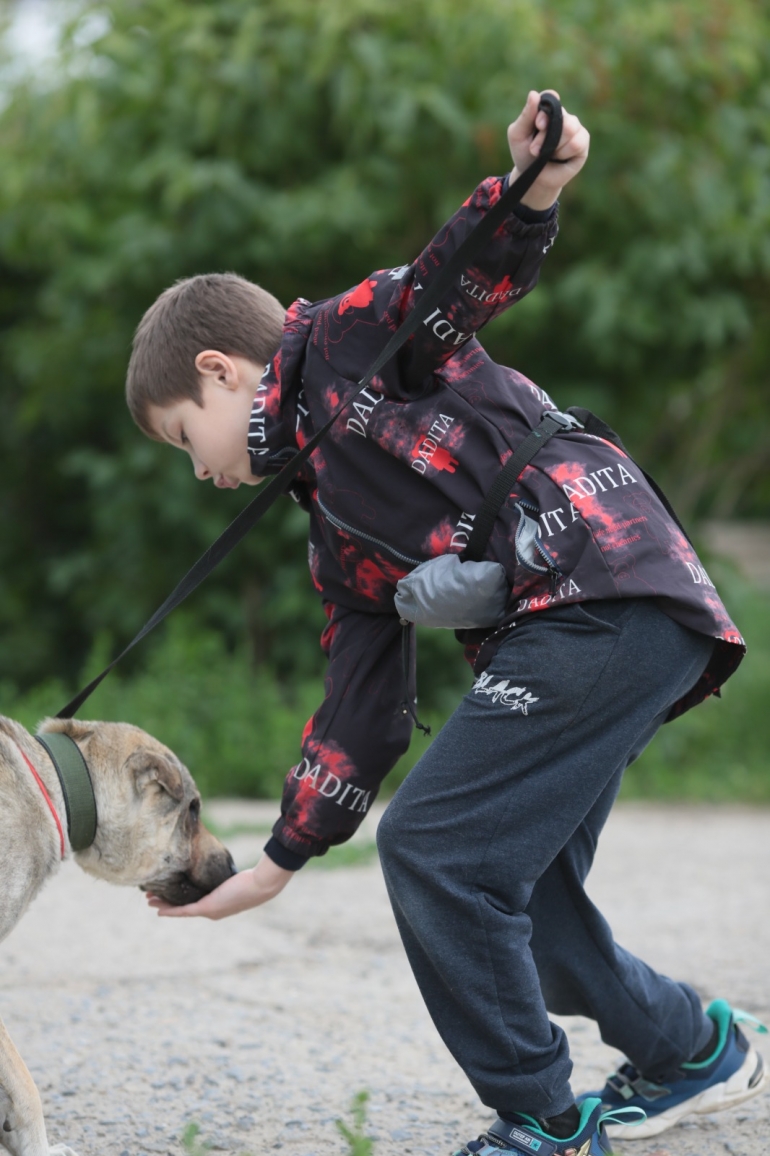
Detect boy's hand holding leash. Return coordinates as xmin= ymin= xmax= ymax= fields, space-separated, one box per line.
xmin=509 ymin=89 xmax=590 ymax=210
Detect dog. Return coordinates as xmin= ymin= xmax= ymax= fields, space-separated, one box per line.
xmin=0 ymin=714 xmax=236 ymax=1156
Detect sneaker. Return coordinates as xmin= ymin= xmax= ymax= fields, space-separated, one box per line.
xmin=452 ymin=1096 xmax=645 ymax=1156
xmin=582 ymin=999 xmax=769 ymax=1140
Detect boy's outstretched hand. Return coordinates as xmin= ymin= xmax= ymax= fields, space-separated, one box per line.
xmin=508 ymin=89 xmax=590 ymax=212
xmin=146 ymin=854 xmax=294 ymax=920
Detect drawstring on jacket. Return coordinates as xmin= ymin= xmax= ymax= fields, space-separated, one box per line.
xmin=400 ymin=621 xmax=432 ymax=737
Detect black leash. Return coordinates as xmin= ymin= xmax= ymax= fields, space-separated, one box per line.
xmin=57 ymin=94 xmax=565 ymax=719
xmin=463 ymin=410 xmax=582 ymax=562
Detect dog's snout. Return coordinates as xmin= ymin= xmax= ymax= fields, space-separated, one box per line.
xmin=186 ymin=834 xmax=236 ymax=898
xmin=143 ymin=827 xmax=236 ymax=906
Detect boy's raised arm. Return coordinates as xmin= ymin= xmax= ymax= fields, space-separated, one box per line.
xmin=389 ymin=90 xmax=589 ymax=391
xmin=316 ymin=91 xmax=588 ymax=397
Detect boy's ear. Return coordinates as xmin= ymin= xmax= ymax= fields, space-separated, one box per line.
xmin=195 ymin=350 xmax=239 ymax=389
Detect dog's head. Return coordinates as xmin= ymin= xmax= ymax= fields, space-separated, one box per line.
xmin=37 ymin=718 xmax=236 ymax=905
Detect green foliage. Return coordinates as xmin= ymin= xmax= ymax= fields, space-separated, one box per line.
xmin=336 ymin=1091 xmax=376 ymax=1156
xmin=3 ymin=582 xmax=769 ymax=803
xmin=0 ymin=0 xmax=769 ymax=697
xmin=180 ymin=1122 xmax=210 ymax=1156
xmin=622 ymin=574 xmax=770 ymax=802
xmin=0 ymin=0 xmax=769 ymax=805
xmin=181 ymin=1096 xmax=377 ymax=1156
xmin=0 ymin=609 xmax=467 ymax=797
xmin=0 ymin=613 xmax=321 ymax=797
xmin=180 ymin=1120 xmax=257 ymax=1156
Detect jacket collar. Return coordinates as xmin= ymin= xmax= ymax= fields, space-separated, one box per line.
xmin=248 ymin=297 xmax=313 ymax=476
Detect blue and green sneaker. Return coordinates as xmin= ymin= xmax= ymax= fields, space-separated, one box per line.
xmin=452 ymin=1096 xmax=644 ymax=1156
xmin=583 ymin=999 xmax=768 ymax=1140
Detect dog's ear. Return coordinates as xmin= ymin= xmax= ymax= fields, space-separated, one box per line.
xmin=127 ymin=750 xmax=185 ymax=802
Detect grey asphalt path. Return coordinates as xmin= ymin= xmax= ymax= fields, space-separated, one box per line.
xmin=1 ymin=801 xmax=768 ymax=1156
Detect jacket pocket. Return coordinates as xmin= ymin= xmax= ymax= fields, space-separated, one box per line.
xmin=394 ymin=554 xmax=509 ymax=629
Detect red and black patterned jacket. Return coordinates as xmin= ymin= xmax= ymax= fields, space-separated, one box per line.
xmin=247 ymin=175 xmax=744 ymax=868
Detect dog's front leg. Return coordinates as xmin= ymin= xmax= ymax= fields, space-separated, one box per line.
xmin=0 ymin=1019 xmax=78 ymax=1156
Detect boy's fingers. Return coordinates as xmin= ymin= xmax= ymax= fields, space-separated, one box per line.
xmin=529 ymin=90 xmax=567 ymax=158
xmin=507 ymin=91 xmax=538 ymax=144
xmin=553 ymin=122 xmax=590 ymax=165
xmin=145 ymin=892 xmax=204 ymax=917
xmin=559 ymin=111 xmax=585 ymax=146
xmin=509 ymin=90 xmax=568 ymax=145
xmin=156 ymin=902 xmax=201 ymax=917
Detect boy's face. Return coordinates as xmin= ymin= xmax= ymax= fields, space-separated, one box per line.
xmin=148 ymin=353 xmax=265 ymax=489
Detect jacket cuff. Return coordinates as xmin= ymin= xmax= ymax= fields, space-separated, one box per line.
xmin=263 ymin=836 xmax=310 ymax=871
xmin=500 ymin=173 xmax=558 ymax=224
xmin=512 ymin=200 xmax=558 ymax=224
xmin=268 ymin=814 xmax=332 ymax=863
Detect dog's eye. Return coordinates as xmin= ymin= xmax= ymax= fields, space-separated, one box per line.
xmin=188 ymin=799 xmax=201 ymax=822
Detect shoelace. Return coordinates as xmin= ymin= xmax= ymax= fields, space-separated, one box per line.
xmin=732 ymin=1008 xmax=768 ymax=1034
xmin=596 ymin=1105 xmax=647 ymax=1130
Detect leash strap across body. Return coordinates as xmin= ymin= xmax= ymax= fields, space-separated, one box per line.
xmin=462 ymin=404 xmax=692 ymax=566
xmin=462 ymin=410 xmax=581 ymax=562
xmin=57 ymin=94 xmax=565 ymax=719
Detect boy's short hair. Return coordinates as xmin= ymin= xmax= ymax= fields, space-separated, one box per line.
xmin=126 ymin=273 xmax=286 ymax=437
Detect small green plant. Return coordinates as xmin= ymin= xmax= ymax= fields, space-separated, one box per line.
xmin=180 ymin=1122 xmax=210 ymax=1156
xmin=336 ymin=1090 xmax=376 ymax=1156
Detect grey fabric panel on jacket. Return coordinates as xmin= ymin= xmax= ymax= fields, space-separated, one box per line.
xmin=394 ymin=555 xmax=509 ymax=629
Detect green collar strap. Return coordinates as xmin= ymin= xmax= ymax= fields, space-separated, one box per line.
xmin=35 ymin=733 xmax=97 ymax=852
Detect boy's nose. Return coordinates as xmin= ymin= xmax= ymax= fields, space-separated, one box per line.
xmin=192 ymin=457 xmax=210 ymax=481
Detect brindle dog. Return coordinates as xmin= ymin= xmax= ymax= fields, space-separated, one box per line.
xmin=0 ymin=715 xmax=235 ymax=1156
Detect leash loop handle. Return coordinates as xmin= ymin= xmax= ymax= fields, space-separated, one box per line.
xmin=537 ymin=92 xmax=564 ymax=161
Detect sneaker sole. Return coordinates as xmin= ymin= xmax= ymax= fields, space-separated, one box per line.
xmin=606 ymin=1047 xmax=769 ymax=1140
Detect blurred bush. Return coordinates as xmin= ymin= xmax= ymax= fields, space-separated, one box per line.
xmin=0 ymin=609 xmax=475 ymax=797
xmin=0 ymin=613 xmax=321 ymax=797
xmin=622 ymin=574 xmax=770 ymax=803
xmin=3 ymin=581 xmax=769 ymax=803
xmin=0 ymin=0 xmax=769 ymax=799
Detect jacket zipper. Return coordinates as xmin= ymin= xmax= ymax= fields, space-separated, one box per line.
xmin=316 ymin=498 xmax=423 ymax=567
xmin=512 ymin=500 xmax=562 ymax=596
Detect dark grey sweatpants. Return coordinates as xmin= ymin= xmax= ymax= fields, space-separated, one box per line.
xmin=376 ymin=598 xmax=715 ymax=1119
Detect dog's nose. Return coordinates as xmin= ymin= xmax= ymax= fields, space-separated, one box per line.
xmin=226 ymin=850 xmax=237 ymax=877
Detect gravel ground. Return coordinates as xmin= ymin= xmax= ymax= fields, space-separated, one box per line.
xmin=1 ymin=800 xmax=768 ymax=1156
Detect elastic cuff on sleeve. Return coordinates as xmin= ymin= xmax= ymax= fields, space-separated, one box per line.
xmin=500 ymin=173 xmax=558 ymax=224
xmin=512 ymin=200 xmax=558 ymax=224
xmin=264 ymin=836 xmax=310 ymax=871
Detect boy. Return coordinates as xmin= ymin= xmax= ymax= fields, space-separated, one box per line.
xmin=128 ymin=92 xmax=764 ymax=1154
